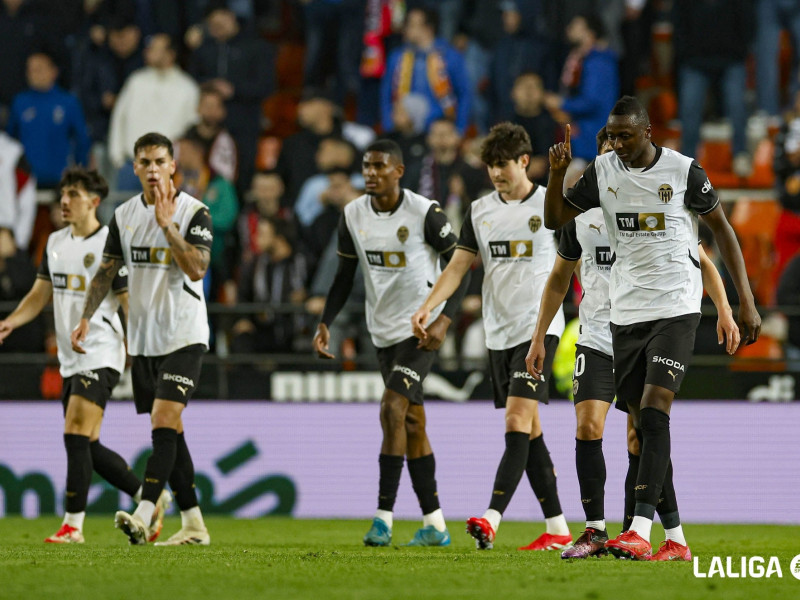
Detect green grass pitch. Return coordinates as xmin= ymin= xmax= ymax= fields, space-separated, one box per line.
xmin=1 ymin=517 xmax=799 ymax=600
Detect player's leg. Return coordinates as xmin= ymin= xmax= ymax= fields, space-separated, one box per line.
xmin=466 ymin=395 xmax=537 ymax=550
xmin=404 ymin=404 xmax=450 ymax=546
xmin=622 ymin=413 xmax=640 ymax=532
xmin=46 ymin=387 xmax=104 ymax=544
xmin=519 ymin=336 xmax=571 ymax=551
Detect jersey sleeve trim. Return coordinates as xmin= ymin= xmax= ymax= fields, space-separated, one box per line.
xmin=564 ymin=194 xmax=588 ymax=213
xmin=556 ymin=249 xmax=581 ymax=262
xmin=455 ymin=244 xmax=478 ymax=254
xmin=695 ymin=198 xmax=720 ymax=215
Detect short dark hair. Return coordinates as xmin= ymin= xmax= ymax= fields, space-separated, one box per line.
xmin=609 ymin=95 xmax=650 ymax=127
xmin=364 ymin=139 xmax=404 ymax=165
xmin=480 ymin=122 xmax=533 ymax=165
xmin=59 ymin=167 xmax=109 ymax=200
xmin=408 ymin=7 xmax=439 ymax=35
xmin=578 ymin=13 xmax=606 ymax=40
xmin=134 ymin=132 xmax=174 ymax=158
xmin=596 ymin=126 xmax=608 ymax=154
xmin=260 ymin=216 xmax=297 ymax=248
xmin=199 ymin=81 xmax=225 ymax=100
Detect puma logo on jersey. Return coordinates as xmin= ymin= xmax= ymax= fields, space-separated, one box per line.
xmin=589 ymin=223 xmax=602 ymax=233
xmin=80 ymin=378 xmax=92 ymax=388
xmin=667 ymin=370 xmax=678 ymax=382
xmin=526 ymin=381 xmax=539 ymax=392
xmin=481 ymin=220 xmax=492 ymax=229
xmin=177 ymin=385 xmax=188 ymax=396
xmin=403 ymin=378 xmax=413 ymax=390
xmin=607 ymin=186 xmax=620 ymax=198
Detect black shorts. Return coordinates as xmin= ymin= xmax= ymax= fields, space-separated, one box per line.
xmin=611 ymin=313 xmax=701 ymax=408
xmin=376 ymin=337 xmax=436 ymax=405
xmin=61 ymin=368 xmax=120 ymax=415
xmin=131 ymin=344 xmax=205 ymax=414
xmin=488 ymin=335 xmax=558 ymax=409
xmin=572 ymin=344 xmax=624 ymax=406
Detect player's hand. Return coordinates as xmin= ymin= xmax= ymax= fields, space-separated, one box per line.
xmin=417 ymin=314 xmax=450 ymax=351
xmin=548 ymin=124 xmax=572 ymax=173
xmin=154 ymin=178 xmax=178 ymax=229
xmin=0 ymin=320 xmax=14 ymax=344
xmin=312 ymin=323 xmax=335 ymax=359
xmin=411 ymin=306 xmax=431 ymax=342
xmin=717 ymin=307 xmax=740 ymax=355
xmin=525 ymin=338 xmax=546 ymax=380
xmin=71 ymin=318 xmax=90 ymax=354
xmin=738 ymin=302 xmax=762 ymax=347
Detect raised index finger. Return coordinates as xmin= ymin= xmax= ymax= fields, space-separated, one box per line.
xmin=565 ymin=124 xmax=571 ymax=149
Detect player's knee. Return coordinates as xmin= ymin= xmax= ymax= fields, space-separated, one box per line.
xmin=151 ymin=411 xmax=180 ymax=430
xmin=505 ymin=411 xmax=530 ymax=433
xmin=405 ymin=415 xmax=426 ymax=440
xmin=380 ymin=398 xmax=406 ymax=429
xmin=576 ymin=419 xmax=603 ymax=440
xmin=627 ymin=432 xmax=640 ymax=455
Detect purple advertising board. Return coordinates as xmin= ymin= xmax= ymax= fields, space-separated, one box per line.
xmin=1 ymin=401 xmax=797 ymax=523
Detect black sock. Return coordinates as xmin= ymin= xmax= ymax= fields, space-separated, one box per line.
xmin=168 ymin=432 xmax=199 ymax=511
xmin=407 ymin=454 xmax=440 ymax=515
xmin=378 ymin=454 xmax=404 ymax=512
xmin=657 ymin=459 xmax=680 ymax=529
xmin=64 ymin=434 xmax=92 ymax=514
xmin=634 ymin=407 xmax=671 ymax=520
xmin=142 ymin=428 xmax=177 ymax=504
xmin=575 ymin=438 xmax=605 ymax=522
xmin=525 ymin=434 xmax=563 ymax=518
xmin=623 ymin=451 xmax=640 ymax=531
xmin=488 ymin=432 xmax=529 ymax=514
xmin=90 ymin=440 xmax=141 ymax=497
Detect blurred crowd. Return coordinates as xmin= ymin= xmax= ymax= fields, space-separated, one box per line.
xmin=1 ymin=0 xmax=800 ymax=367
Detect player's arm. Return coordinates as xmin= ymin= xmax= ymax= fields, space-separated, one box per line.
xmin=698 ymin=244 xmax=740 ymax=354
xmin=526 ymin=255 xmax=578 ymax=379
xmin=313 ymin=214 xmax=359 ymax=359
xmin=72 ymin=254 xmax=124 ymax=353
xmin=689 ymin=164 xmax=761 ymax=345
xmin=544 ymin=124 xmax=583 ymax=228
xmin=112 ymin=265 xmax=129 ymax=324
xmin=158 ymin=183 xmax=212 ymax=281
xmin=411 ymin=247 xmax=474 ymax=344
xmin=413 ymin=204 xmax=472 ymax=350
xmin=0 ymin=279 xmax=53 ymax=344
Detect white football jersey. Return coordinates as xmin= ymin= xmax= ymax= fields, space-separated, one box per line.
xmin=104 ymin=192 xmax=211 ymax=356
xmin=339 ymin=189 xmax=457 ymax=348
xmin=558 ymin=208 xmax=613 ymax=356
xmin=566 ymin=146 xmax=717 ymax=326
xmin=458 ymin=185 xmax=565 ymax=351
xmin=38 ymin=226 xmax=126 ymax=377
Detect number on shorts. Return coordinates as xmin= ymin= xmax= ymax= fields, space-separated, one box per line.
xmin=574 ymin=353 xmax=585 ymax=378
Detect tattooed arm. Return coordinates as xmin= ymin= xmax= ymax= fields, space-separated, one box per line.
xmin=162 ymin=223 xmax=211 ymax=281
xmin=154 ymin=180 xmax=212 ymax=282
xmin=71 ymin=255 xmax=123 ymax=353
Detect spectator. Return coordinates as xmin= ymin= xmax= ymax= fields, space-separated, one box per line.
xmin=755 ymin=0 xmax=800 ymax=121
xmin=386 ymin=93 xmax=430 ymax=192
xmin=294 ymin=137 xmax=362 ymax=228
xmin=7 ymin=51 xmax=90 ymax=189
xmin=230 ymin=217 xmax=308 ymax=354
xmin=183 ymin=83 xmax=238 ymax=183
xmin=238 ymin=170 xmax=288 ymax=261
xmin=772 ymin=105 xmax=800 ymax=278
xmin=543 ymin=13 xmax=619 ymax=177
xmin=75 ymin=17 xmax=143 ymax=182
xmin=276 ymin=89 xmax=343 ymax=204
xmin=511 ymin=72 xmax=558 ymax=186
xmin=489 ymin=0 xmax=554 ymax=125
xmin=776 ymin=252 xmax=800 ymax=370
xmin=108 ymin=33 xmax=199 ymax=190
xmin=380 ymin=7 xmax=472 ymax=135
xmin=0 ymin=0 xmax=51 ymax=124
xmin=302 ymin=0 xmax=366 ymax=104
xmin=417 ymin=118 xmax=490 ymax=225
xmin=0 ymin=226 xmax=43 ymax=353
xmin=176 ymin=137 xmax=239 ymax=297
xmin=0 ymin=131 xmax=36 ymax=250
xmin=673 ymin=0 xmax=754 ymax=175
xmin=189 ymin=1 xmax=276 ymax=192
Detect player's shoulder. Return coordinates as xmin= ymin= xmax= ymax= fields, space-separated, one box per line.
xmin=343 ymin=192 xmax=371 ymax=219
xmin=402 ymin=189 xmax=439 ymax=214
xmin=472 ymin=189 xmax=500 ymax=210
xmin=657 ymin=146 xmax=695 ymax=169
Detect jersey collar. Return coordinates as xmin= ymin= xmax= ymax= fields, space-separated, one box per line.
xmin=70 ymin=223 xmax=103 ymax=241
xmin=498 ymin=182 xmax=537 ymax=204
xmin=618 ymin=143 xmax=662 ymax=172
xmin=369 ymin=189 xmax=405 ymax=215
